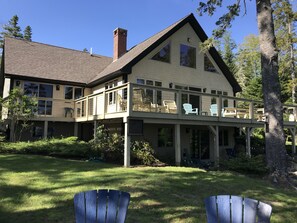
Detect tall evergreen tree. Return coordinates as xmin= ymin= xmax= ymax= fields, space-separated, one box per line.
xmin=197 ymin=0 xmax=290 ymax=183
xmin=23 ymin=26 xmax=32 ymax=41
xmin=273 ymin=0 xmax=297 ymax=103
xmin=0 ymin=15 xmax=23 ymax=47
xmin=221 ymin=32 xmax=238 ymax=76
xmin=236 ymin=34 xmax=261 ymax=91
xmin=0 ymin=15 xmax=33 ymax=48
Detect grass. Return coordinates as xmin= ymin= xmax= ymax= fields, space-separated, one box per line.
xmin=0 ymin=154 xmax=296 ymax=223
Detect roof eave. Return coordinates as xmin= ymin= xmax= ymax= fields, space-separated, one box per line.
xmin=4 ymin=73 xmax=87 ymax=87
xmin=87 ymin=69 xmax=129 ymax=88
xmin=187 ymin=15 xmax=242 ymax=93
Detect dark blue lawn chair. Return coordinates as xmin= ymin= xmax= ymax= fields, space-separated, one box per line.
xmin=204 ymin=195 xmax=272 ymax=223
xmin=74 ymin=189 xmax=130 ymax=223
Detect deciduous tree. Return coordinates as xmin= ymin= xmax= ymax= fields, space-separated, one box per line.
xmin=0 ymin=88 xmax=37 ymax=142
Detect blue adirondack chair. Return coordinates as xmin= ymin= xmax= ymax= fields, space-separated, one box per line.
xmin=210 ymin=104 xmax=224 ymax=117
xmin=210 ymin=104 xmax=219 ymax=116
xmin=204 ymin=195 xmax=272 ymax=223
xmin=74 ymin=189 xmax=130 ymax=223
xmin=183 ymin=103 xmax=199 ymax=115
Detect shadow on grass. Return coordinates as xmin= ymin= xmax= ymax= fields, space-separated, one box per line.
xmin=0 ymin=154 xmax=296 ymax=223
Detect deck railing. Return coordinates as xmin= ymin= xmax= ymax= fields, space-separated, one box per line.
xmin=74 ymin=83 xmax=297 ymax=123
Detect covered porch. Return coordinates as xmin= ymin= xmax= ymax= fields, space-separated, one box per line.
xmin=74 ymin=82 xmax=297 ymax=167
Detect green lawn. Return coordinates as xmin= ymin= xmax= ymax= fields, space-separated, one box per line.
xmin=0 ymin=154 xmax=296 ymax=223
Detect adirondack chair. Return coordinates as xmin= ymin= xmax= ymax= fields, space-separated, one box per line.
xmin=210 ymin=104 xmax=219 ymax=116
xmin=74 ymin=189 xmax=130 ymax=223
xmin=163 ymin=100 xmax=177 ymax=113
xmin=204 ymin=195 xmax=272 ymax=223
xmin=183 ymin=103 xmax=198 ymax=115
xmin=210 ymin=104 xmax=224 ymax=116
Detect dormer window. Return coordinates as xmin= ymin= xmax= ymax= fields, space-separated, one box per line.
xmin=152 ymin=43 xmax=170 ymax=63
xmin=204 ymin=54 xmax=218 ymax=73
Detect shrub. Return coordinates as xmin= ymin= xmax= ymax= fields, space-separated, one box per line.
xmin=89 ymin=125 xmax=124 ymax=163
xmin=131 ymin=140 xmax=161 ymax=166
xmin=0 ymin=137 xmax=90 ymax=159
xmin=220 ymin=154 xmax=268 ymax=175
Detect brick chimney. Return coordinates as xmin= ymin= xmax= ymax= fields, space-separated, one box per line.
xmin=113 ymin=28 xmax=127 ymax=61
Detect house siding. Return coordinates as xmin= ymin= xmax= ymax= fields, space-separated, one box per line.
xmin=129 ymin=24 xmax=233 ymax=96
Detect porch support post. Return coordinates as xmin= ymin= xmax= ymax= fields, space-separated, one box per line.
xmin=246 ymin=127 xmax=254 ymax=158
xmin=74 ymin=122 xmax=78 ymax=137
xmin=124 ymin=120 xmax=131 ymax=167
xmin=209 ymin=125 xmax=219 ymax=166
xmin=292 ymin=128 xmax=296 ymax=155
xmin=93 ymin=120 xmax=98 ymax=139
xmin=175 ymin=124 xmax=181 ymax=166
xmin=9 ymin=120 xmax=14 ymax=142
xmin=43 ymin=121 xmax=48 ymax=139
xmin=289 ymin=127 xmax=296 ymax=155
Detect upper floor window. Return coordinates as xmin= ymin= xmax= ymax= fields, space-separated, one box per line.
xmin=65 ymin=86 xmax=83 ymax=100
xmin=180 ymin=44 xmax=196 ymax=68
xmin=24 ymin=82 xmax=53 ymax=98
xmin=105 ymin=80 xmax=118 ymax=105
xmin=38 ymin=100 xmax=52 ymax=115
xmin=39 ymin=84 xmax=53 ymax=98
xmin=204 ymin=54 xmax=218 ymax=73
xmin=211 ymin=90 xmax=228 ymax=107
xmin=136 ymin=78 xmax=163 ymax=105
xmin=152 ymin=43 xmax=170 ymax=63
xmin=65 ymin=87 xmax=73 ymax=99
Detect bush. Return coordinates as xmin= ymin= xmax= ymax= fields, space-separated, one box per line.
xmin=0 ymin=137 xmax=90 ymax=159
xmin=220 ymin=154 xmax=268 ymax=175
xmin=89 ymin=125 xmax=124 ymax=164
xmin=131 ymin=140 xmax=161 ymax=166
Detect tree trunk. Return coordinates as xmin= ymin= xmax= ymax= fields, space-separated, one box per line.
xmin=256 ymin=0 xmax=288 ymax=177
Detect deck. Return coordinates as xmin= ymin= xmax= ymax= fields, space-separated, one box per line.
xmin=73 ymin=82 xmax=297 ymax=129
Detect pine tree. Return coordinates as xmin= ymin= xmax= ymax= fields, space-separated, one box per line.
xmin=0 ymin=15 xmax=23 ymax=47
xmin=23 ymin=26 xmax=32 ymax=41
xmin=221 ymin=32 xmax=238 ymax=76
xmin=236 ymin=34 xmax=261 ymax=92
xmin=0 ymin=15 xmax=33 ymax=48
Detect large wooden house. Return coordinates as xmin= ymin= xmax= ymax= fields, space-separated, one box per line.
xmin=1 ymin=14 xmax=296 ymax=166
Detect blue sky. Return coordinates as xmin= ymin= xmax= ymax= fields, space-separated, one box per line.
xmin=0 ymin=0 xmax=258 ymax=57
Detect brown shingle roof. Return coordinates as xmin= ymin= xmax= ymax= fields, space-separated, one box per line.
xmin=4 ymin=37 xmax=112 ymax=85
xmin=3 ymin=14 xmax=241 ymax=92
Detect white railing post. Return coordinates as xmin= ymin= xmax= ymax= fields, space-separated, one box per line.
xmin=249 ymin=101 xmax=254 ymax=119
xmin=124 ymin=120 xmax=131 ymax=167
xmin=102 ymin=89 xmax=106 ymax=119
xmin=218 ymin=95 xmax=222 ymax=119
xmin=177 ymin=90 xmax=182 ymax=118
xmin=85 ymin=95 xmax=89 ymax=120
xmin=127 ymin=83 xmax=132 ymax=116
